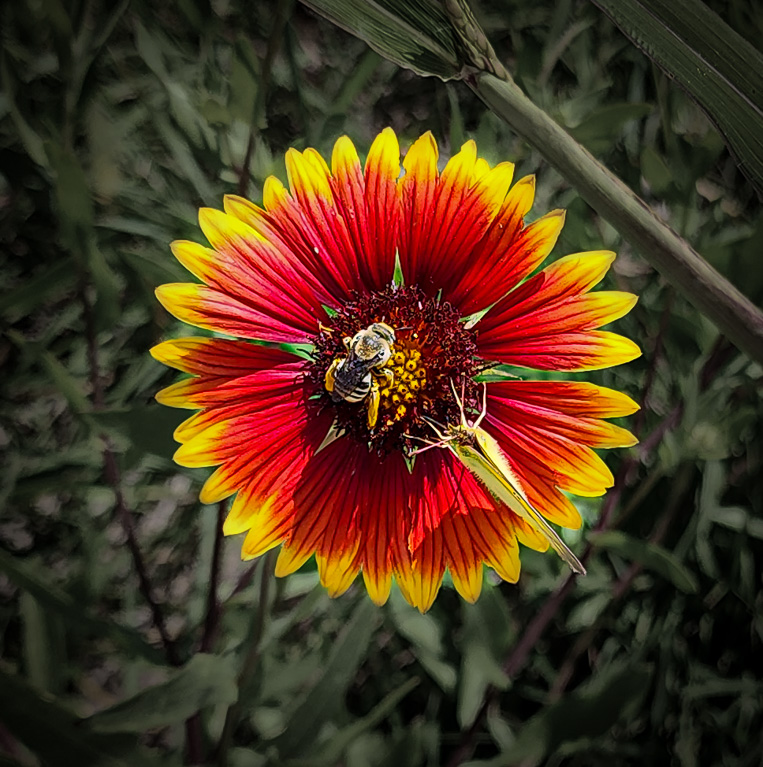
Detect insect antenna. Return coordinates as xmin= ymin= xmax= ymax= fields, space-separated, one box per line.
xmin=405 ymin=434 xmax=455 ymax=456
xmin=404 ymin=416 xmax=454 ymax=456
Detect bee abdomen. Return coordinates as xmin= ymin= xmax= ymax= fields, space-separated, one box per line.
xmin=331 ymin=364 xmax=372 ymax=403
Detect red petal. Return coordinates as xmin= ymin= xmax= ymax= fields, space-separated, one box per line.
xmin=478 ymin=251 xmax=641 ymax=371
xmin=363 ymin=128 xmax=401 ymax=289
xmin=450 ymin=201 xmax=565 ymax=315
xmin=488 ymin=384 xmax=638 ymax=449
xmin=496 ymin=381 xmax=639 ymax=418
xmin=151 ymin=338 xmax=293 ymax=377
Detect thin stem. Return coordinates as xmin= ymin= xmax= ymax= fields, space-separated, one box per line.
xmin=81 ymin=281 xmax=204 ymax=762
xmin=445 ymin=333 xmax=732 ymax=765
xmin=102 ymin=451 xmax=180 ymax=665
xmin=201 ymin=501 xmax=227 ymax=653
xmin=548 ymin=463 xmax=693 ymax=700
xmin=228 ymin=562 xmax=259 ymax=600
xmin=446 ymin=338 xmax=684 ymax=766
xmin=237 ymin=0 xmax=294 ymax=195
xmin=80 ymin=281 xmax=180 ymax=665
xmin=216 ymin=552 xmax=274 ymax=767
xmin=183 ymin=500 xmax=227 ymax=765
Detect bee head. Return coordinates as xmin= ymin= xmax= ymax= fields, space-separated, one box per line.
xmin=367 ymin=322 xmax=396 ymax=346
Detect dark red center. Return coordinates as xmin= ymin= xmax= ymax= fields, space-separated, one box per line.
xmin=310 ymin=286 xmax=482 ymax=455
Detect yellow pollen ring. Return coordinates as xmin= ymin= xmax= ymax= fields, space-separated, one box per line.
xmin=379 ymin=342 xmax=427 ymax=425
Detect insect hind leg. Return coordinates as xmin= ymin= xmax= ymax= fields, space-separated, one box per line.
xmin=473 ymin=383 xmax=488 ymax=429
xmin=449 ymin=378 xmax=470 ymax=428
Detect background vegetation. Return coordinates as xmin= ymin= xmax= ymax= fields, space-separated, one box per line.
xmin=1 ymin=0 xmax=762 ymax=765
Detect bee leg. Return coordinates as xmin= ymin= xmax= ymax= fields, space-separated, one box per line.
xmin=379 ymin=368 xmax=395 ymax=388
xmin=367 ymin=379 xmax=381 ymax=430
xmin=325 ymin=358 xmax=342 ymax=394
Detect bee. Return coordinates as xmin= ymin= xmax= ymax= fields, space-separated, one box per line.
xmin=409 ymin=380 xmax=586 ymax=575
xmin=324 ymin=322 xmax=396 ymax=429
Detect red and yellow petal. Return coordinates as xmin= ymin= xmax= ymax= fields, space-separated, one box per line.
xmin=329 ymin=129 xmax=401 ymax=292
xmin=450 ymin=203 xmax=565 ymax=314
xmin=475 ymin=380 xmax=638 ymax=529
xmin=478 ymin=250 xmax=641 ymax=371
xmin=151 ymin=337 xmax=293 ymax=377
xmin=156 ymin=283 xmax=312 ymax=344
xmin=362 ymin=128 xmax=401 ymax=291
xmin=488 ymin=383 xmax=638 ymax=449
xmin=397 ymin=135 xmax=518 ymax=304
xmin=183 ymin=208 xmax=328 ymax=337
xmin=500 ymin=381 xmax=638 ymax=418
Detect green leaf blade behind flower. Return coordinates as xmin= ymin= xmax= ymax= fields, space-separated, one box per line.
xmin=87 ymin=654 xmax=238 ymax=733
xmin=299 ymin=0 xmax=460 ymax=79
xmin=591 ymin=0 xmax=763 ymax=195
xmin=591 ymin=531 xmax=699 ymax=593
xmin=0 ymin=669 xmax=163 ymax=767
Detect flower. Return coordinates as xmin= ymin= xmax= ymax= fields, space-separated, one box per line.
xmin=152 ymin=129 xmax=640 ymax=612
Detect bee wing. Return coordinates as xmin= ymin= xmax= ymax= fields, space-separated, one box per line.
xmin=452 ymin=430 xmax=586 ymax=575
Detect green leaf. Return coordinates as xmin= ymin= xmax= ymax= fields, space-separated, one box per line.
xmin=591 ymin=0 xmax=763 ymax=194
xmin=388 ymin=592 xmax=457 ymax=692
xmin=565 ymin=591 xmax=610 ymax=632
xmin=640 ymin=145 xmax=674 ymax=195
xmin=154 ymin=114 xmax=215 ymax=202
xmin=0 ymin=549 xmax=164 ymax=663
xmin=5 ymin=330 xmax=90 ymax=415
xmin=89 ymin=405 xmax=187 ymax=459
xmin=0 ymin=668 xmax=160 ymax=767
xmin=278 ymin=342 xmax=316 ymax=360
xmin=274 ymin=600 xmax=380 ymax=757
xmin=299 ymin=0 xmax=460 ymax=80
xmin=458 ymin=641 xmax=510 ymax=729
xmin=47 ymin=142 xmax=122 ymax=324
xmin=591 ymin=531 xmax=699 ymax=593
xmin=683 ymin=675 xmax=762 ymax=700
xmin=0 ymin=257 xmax=77 ymax=321
xmin=283 ymin=677 xmax=421 ymax=767
xmin=503 ymin=663 xmax=652 ymax=763
xmin=20 ymin=593 xmax=65 ymax=693
xmin=0 ymin=53 xmax=49 ymax=170
xmin=392 ymin=249 xmax=405 ymax=287
xmin=457 ymin=590 xmax=514 ymax=728
xmin=570 ymin=102 xmax=653 ymax=148
xmin=88 ymin=654 xmax=237 ymax=732
xmin=47 ymin=142 xmax=95 ymax=240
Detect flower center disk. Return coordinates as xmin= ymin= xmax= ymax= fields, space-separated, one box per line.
xmin=311 ymin=286 xmax=480 ymax=454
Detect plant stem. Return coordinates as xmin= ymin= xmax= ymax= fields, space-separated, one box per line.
xmin=548 ymin=463 xmax=693 ymax=700
xmin=80 ymin=282 xmax=180 ymax=665
xmin=216 ymin=552 xmax=274 ymax=767
xmin=201 ymin=501 xmax=227 ymax=653
xmin=81 ymin=282 xmax=205 ymax=762
xmin=237 ymin=0 xmax=294 ymax=195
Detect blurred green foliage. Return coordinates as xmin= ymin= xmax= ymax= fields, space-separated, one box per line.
xmin=1 ymin=0 xmax=762 ymax=765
